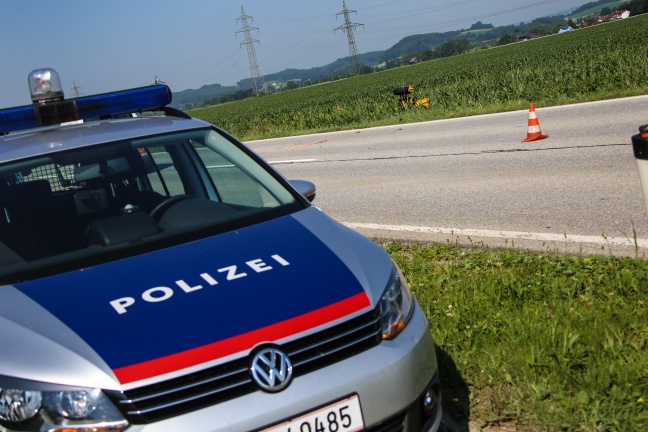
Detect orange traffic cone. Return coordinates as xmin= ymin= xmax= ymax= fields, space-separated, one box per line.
xmin=522 ymin=103 xmax=548 ymax=142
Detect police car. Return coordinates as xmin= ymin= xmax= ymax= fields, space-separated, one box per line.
xmin=0 ymin=69 xmax=441 ymax=432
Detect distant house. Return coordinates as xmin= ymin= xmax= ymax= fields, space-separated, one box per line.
xmin=558 ymin=26 xmax=573 ymax=33
xmin=408 ymin=57 xmax=421 ymax=65
xmin=518 ymin=33 xmax=542 ymax=41
xmin=598 ymin=10 xmax=630 ymax=23
xmin=611 ymin=10 xmax=630 ymax=20
xmin=265 ymin=82 xmax=282 ymax=92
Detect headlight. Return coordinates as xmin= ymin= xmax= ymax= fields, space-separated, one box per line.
xmin=0 ymin=382 xmax=128 ymax=432
xmin=0 ymin=389 xmax=41 ymax=422
xmin=379 ymin=264 xmax=414 ymax=340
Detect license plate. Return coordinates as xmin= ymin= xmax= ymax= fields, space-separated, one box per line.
xmin=261 ymin=395 xmax=364 ymax=432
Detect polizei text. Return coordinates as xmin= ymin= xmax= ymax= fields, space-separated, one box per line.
xmin=109 ymin=254 xmax=290 ymax=314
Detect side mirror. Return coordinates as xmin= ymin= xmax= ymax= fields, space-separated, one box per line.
xmin=290 ymin=180 xmax=316 ymax=202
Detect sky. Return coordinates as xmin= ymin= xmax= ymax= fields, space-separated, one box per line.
xmin=2 ymin=0 xmax=589 ymax=107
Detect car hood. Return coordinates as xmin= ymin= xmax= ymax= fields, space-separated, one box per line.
xmin=2 ymin=208 xmax=392 ymax=390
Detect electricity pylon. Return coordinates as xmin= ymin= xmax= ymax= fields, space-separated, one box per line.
xmin=236 ymin=6 xmax=265 ymax=96
xmin=70 ymin=81 xmax=83 ymax=98
xmin=335 ymin=0 xmax=364 ymax=75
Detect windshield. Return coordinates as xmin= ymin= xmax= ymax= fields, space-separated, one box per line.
xmin=0 ymin=127 xmax=303 ymax=284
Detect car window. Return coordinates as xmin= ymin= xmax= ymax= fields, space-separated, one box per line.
xmin=133 ymin=129 xmax=294 ymax=206
xmin=0 ymin=126 xmax=302 ymax=283
xmin=142 ymin=149 xmax=186 ymax=197
xmin=201 ymin=129 xmax=294 ymax=207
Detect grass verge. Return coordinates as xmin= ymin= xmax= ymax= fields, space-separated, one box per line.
xmin=382 ymin=241 xmax=648 ymax=431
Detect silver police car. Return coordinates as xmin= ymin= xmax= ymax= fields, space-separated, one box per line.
xmin=0 ymin=69 xmax=441 ymax=432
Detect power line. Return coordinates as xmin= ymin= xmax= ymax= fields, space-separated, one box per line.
xmin=335 ymin=1 xmax=364 ymax=75
xmin=261 ymin=28 xmax=339 ymax=74
xmin=158 ymin=25 xmax=239 ymax=84
xmin=236 ymin=6 xmax=265 ymax=96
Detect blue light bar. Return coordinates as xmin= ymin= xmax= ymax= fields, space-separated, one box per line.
xmin=0 ymin=85 xmax=172 ymax=135
xmin=75 ymin=85 xmax=172 ymax=119
xmin=0 ymin=105 xmax=39 ymax=135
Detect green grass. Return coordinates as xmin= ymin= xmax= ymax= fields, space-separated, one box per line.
xmin=190 ymin=15 xmax=648 ymax=141
xmin=382 ymin=241 xmax=648 ymax=431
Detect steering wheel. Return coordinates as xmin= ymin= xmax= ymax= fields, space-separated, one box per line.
xmin=149 ymin=195 xmax=193 ymax=221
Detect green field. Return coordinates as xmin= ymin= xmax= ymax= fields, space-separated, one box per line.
xmin=386 ymin=242 xmax=648 ymax=431
xmin=190 ymin=15 xmax=648 ymax=142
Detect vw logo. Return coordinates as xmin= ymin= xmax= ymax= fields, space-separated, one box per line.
xmin=249 ymin=346 xmax=293 ymax=392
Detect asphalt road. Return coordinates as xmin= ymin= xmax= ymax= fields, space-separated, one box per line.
xmin=246 ymin=96 xmax=648 ymax=257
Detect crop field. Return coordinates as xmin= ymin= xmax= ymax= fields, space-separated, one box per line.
xmin=189 ymin=15 xmax=648 ymax=141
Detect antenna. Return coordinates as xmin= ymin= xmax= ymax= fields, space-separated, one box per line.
xmin=236 ymin=6 xmax=265 ymax=96
xmin=335 ymin=0 xmax=364 ymax=75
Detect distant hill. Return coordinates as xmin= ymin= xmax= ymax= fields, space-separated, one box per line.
xmin=380 ymin=31 xmax=464 ymax=62
xmin=237 ymin=51 xmax=384 ymax=89
xmin=571 ymin=0 xmax=626 ymax=15
xmin=380 ymin=13 xmax=574 ymax=61
xmin=172 ymin=83 xmax=239 ymax=108
xmin=572 ymin=0 xmax=627 ymax=17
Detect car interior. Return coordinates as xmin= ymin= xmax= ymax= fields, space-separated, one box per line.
xmin=0 ymin=130 xmax=301 ymax=277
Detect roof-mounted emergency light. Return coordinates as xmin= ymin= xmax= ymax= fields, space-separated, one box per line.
xmin=29 ymin=68 xmax=65 ymax=103
xmin=0 ymin=68 xmax=172 ymax=135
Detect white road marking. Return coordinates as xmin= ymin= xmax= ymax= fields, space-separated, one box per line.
xmin=268 ymin=159 xmax=318 ymax=165
xmin=343 ymin=222 xmax=648 ymax=248
xmin=207 ymin=160 xmax=317 ymax=168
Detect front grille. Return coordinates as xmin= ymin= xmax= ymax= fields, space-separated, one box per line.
xmin=366 ymin=411 xmax=407 ymax=432
xmin=107 ymin=308 xmax=381 ymax=424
